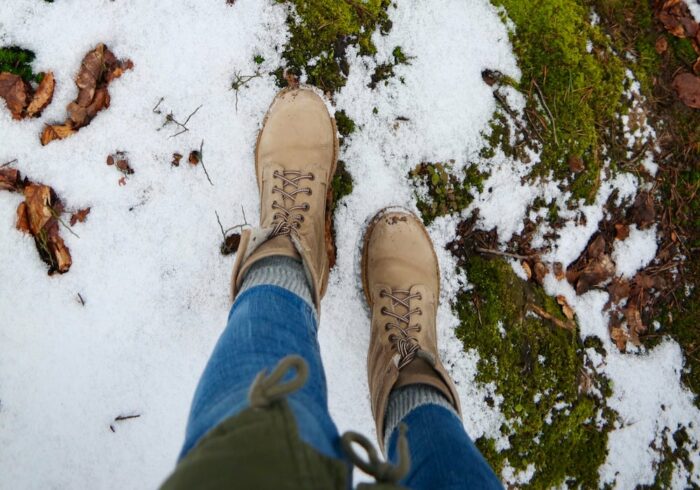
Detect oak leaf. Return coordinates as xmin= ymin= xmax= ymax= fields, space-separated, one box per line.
xmin=41 ymin=123 xmax=76 ymax=146
xmin=0 ymin=167 xmax=23 ymax=192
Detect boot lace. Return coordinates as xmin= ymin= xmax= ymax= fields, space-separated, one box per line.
xmin=270 ymin=170 xmax=314 ymax=237
xmin=380 ymin=289 xmax=423 ymax=370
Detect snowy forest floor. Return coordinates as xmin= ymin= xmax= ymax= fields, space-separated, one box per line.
xmin=1 ymin=0 xmax=700 ymax=488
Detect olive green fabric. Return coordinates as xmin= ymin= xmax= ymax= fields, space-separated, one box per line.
xmin=161 ymin=400 xmax=349 ymax=490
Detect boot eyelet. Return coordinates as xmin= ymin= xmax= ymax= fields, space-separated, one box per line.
xmin=380 ymin=290 xmax=386 ymax=298
xmin=304 ymin=203 xmax=310 ymax=211
xmin=307 ymin=189 xmax=313 ymax=196
xmin=384 ymin=324 xmax=390 ymax=331
xmin=417 ymin=294 xmax=422 ymax=300
xmin=380 ymin=307 xmax=388 ymax=315
xmin=416 ymin=324 xmax=422 ymax=332
xmin=309 ymin=173 xmax=315 ymax=181
xmin=417 ymin=308 xmax=423 ymax=316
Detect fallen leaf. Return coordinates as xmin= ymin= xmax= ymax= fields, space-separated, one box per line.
xmin=40 ymin=123 xmax=76 ymax=146
xmin=587 ymin=234 xmax=606 ymax=258
xmin=23 ymin=184 xmax=54 ymax=235
xmin=568 ymin=155 xmax=584 ymax=173
xmin=118 ymin=176 xmax=127 ymax=186
xmin=534 ymin=261 xmax=547 ymax=284
xmin=672 ymin=72 xmax=700 ymax=109
xmin=16 ymin=201 xmax=30 ymax=233
xmin=628 ymin=191 xmax=656 ymax=228
xmin=26 ymin=72 xmax=55 ymax=117
xmin=221 ymin=233 xmax=241 ymax=255
xmin=553 ymin=262 xmax=565 ymax=280
xmin=188 ymin=151 xmax=201 ymax=165
xmin=107 ymin=155 xmax=115 ymax=166
xmin=608 ymin=278 xmax=630 ymax=304
xmin=610 ymin=326 xmax=628 ymax=351
xmin=655 ymin=36 xmax=669 ymax=54
xmin=69 ymin=208 xmax=91 ymax=226
xmin=0 ymin=167 xmax=23 ymax=192
xmin=116 ymin=159 xmax=134 ymax=175
xmin=614 ymin=223 xmax=630 ymax=240
xmin=625 ymin=305 xmax=646 ymax=336
xmin=575 ymin=254 xmax=616 ymax=294
xmin=556 ymin=295 xmax=575 ymax=320
xmin=521 ymin=261 xmax=532 ymax=280
xmin=0 ymin=72 xmax=31 ymax=119
xmin=528 ymin=303 xmax=575 ymax=331
xmin=172 ymin=153 xmax=183 ymax=166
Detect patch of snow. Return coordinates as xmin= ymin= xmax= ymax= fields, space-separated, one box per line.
xmin=687 ymin=0 xmax=700 ymax=22
xmin=502 ymin=461 xmax=536 ymax=485
xmin=611 ymin=225 xmax=658 ymax=279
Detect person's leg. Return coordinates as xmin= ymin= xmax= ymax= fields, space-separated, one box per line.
xmin=385 ymin=385 xmax=502 ymax=489
xmin=360 ymin=208 xmax=503 ymax=489
xmin=179 ymin=86 xmax=339 ymax=459
xmin=180 ymin=256 xmax=342 ymax=459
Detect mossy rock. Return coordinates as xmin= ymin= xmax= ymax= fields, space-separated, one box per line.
xmin=456 ymin=255 xmax=611 ymax=488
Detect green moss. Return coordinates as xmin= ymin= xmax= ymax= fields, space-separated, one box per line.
xmin=0 ymin=46 xmax=43 ymax=83
xmin=334 ymin=110 xmax=356 ymax=137
xmin=276 ymin=0 xmax=392 ymax=94
xmin=639 ymin=428 xmax=698 ymax=489
xmin=331 ymin=160 xmax=353 ymax=212
xmin=491 ymin=0 xmax=632 ymax=201
xmin=409 ymin=162 xmax=485 ymax=225
xmin=457 ymin=256 xmax=611 ymax=487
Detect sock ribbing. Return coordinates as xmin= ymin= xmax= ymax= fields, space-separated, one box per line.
xmin=238 ymin=256 xmax=315 ymax=313
xmin=383 ymin=384 xmax=458 ymax=451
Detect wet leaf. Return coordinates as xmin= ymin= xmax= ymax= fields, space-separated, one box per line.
xmin=188 ymin=150 xmax=201 ymax=165
xmin=614 ymin=223 xmax=630 ymax=240
xmin=608 ymin=278 xmax=630 ymax=304
xmin=172 ymin=153 xmax=183 ymax=167
xmin=575 ymin=254 xmax=616 ymax=294
xmin=610 ymin=326 xmax=628 ymax=351
xmin=567 ymin=155 xmax=584 ymax=173
xmin=221 ymin=233 xmax=241 ymax=255
xmin=628 ymin=191 xmax=655 ymax=228
xmin=587 ymin=234 xmax=606 ymax=259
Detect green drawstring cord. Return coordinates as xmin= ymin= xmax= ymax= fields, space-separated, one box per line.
xmin=248 ymin=354 xmax=309 ymax=408
xmin=341 ymin=424 xmax=410 ymax=484
xmin=248 ymin=354 xmax=412 ymax=485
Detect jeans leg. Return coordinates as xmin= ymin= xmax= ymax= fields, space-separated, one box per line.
xmin=387 ymin=404 xmax=503 ymax=490
xmin=179 ymin=285 xmax=342 ymax=460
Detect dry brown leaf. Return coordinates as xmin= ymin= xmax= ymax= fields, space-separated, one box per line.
xmin=610 ymin=326 xmax=628 ymax=351
xmin=528 ymin=304 xmax=575 ymax=331
xmin=568 ymin=155 xmax=584 ymax=173
xmin=23 ymin=184 xmax=54 ymax=235
xmin=575 ymin=254 xmax=616 ymax=294
xmin=553 ymin=262 xmax=565 ymax=280
xmin=172 ymin=153 xmax=183 ymax=166
xmin=26 ymin=72 xmax=55 ymax=117
xmin=188 ymin=151 xmax=201 ymax=165
xmin=534 ymin=261 xmax=547 ymax=284
xmin=655 ymin=36 xmax=669 ymax=54
xmin=522 ymin=261 xmax=532 ymax=280
xmin=587 ymin=234 xmax=606 ymax=258
xmin=69 ymin=208 xmax=91 ymax=226
xmin=0 ymin=72 xmax=31 ymax=119
xmin=0 ymin=167 xmax=23 ymax=192
xmin=118 ymin=176 xmax=127 ymax=186
xmin=608 ymin=278 xmax=631 ymax=304
xmin=628 ymin=191 xmax=656 ymax=228
xmin=614 ymin=223 xmax=630 ymax=240
xmin=556 ymin=295 xmax=575 ymax=320
xmin=672 ymin=72 xmax=700 ymax=109
xmin=107 ymin=155 xmax=115 ymax=166
xmin=16 ymin=201 xmax=30 ymax=233
xmin=221 ymin=233 xmax=241 ymax=255
xmin=41 ymin=123 xmax=76 ymax=146
xmin=625 ymin=305 xmax=646 ymax=337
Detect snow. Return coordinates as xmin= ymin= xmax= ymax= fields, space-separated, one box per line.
xmin=1 ymin=0 xmax=699 ymax=488
xmin=612 ymin=225 xmax=658 ymax=279
xmin=687 ymin=0 xmax=700 ymax=22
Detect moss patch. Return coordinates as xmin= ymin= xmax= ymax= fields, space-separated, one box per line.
xmin=490 ymin=0 xmax=635 ymax=201
xmin=0 ymin=46 xmax=43 ymax=83
xmin=409 ymin=162 xmax=485 ymax=225
xmin=455 ymin=255 xmax=611 ymax=487
xmin=276 ymin=0 xmax=392 ymax=94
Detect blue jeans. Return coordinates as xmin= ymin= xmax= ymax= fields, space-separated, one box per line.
xmin=181 ymin=285 xmax=502 ymax=489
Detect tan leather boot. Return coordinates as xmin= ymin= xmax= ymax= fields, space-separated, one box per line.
xmin=231 ymin=87 xmax=338 ymax=310
xmin=361 ymin=208 xmax=462 ymax=450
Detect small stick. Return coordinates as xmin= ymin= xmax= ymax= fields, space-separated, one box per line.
xmin=168 ymin=105 xmax=203 ymax=138
xmin=77 ymin=293 xmax=85 ymax=306
xmin=197 ymin=140 xmax=213 ymax=186
xmin=152 ymin=97 xmax=164 ymax=114
xmin=532 ymin=79 xmax=558 ymax=146
xmin=114 ymin=414 xmax=141 ymax=422
xmin=1 ymin=158 xmax=18 ymax=168
xmin=475 ymin=247 xmax=534 ymax=261
xmin=529 ymin=304 xmax=574 ymax=331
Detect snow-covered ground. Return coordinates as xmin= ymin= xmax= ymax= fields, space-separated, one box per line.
xmin=0 ymin=1 xmax=698 ymax=488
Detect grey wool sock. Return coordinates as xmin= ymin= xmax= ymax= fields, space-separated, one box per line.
xmin=238 ymin=256 xmax=315 ymax=313
xmin=383 ymin=384 xmax=459 ymax=451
